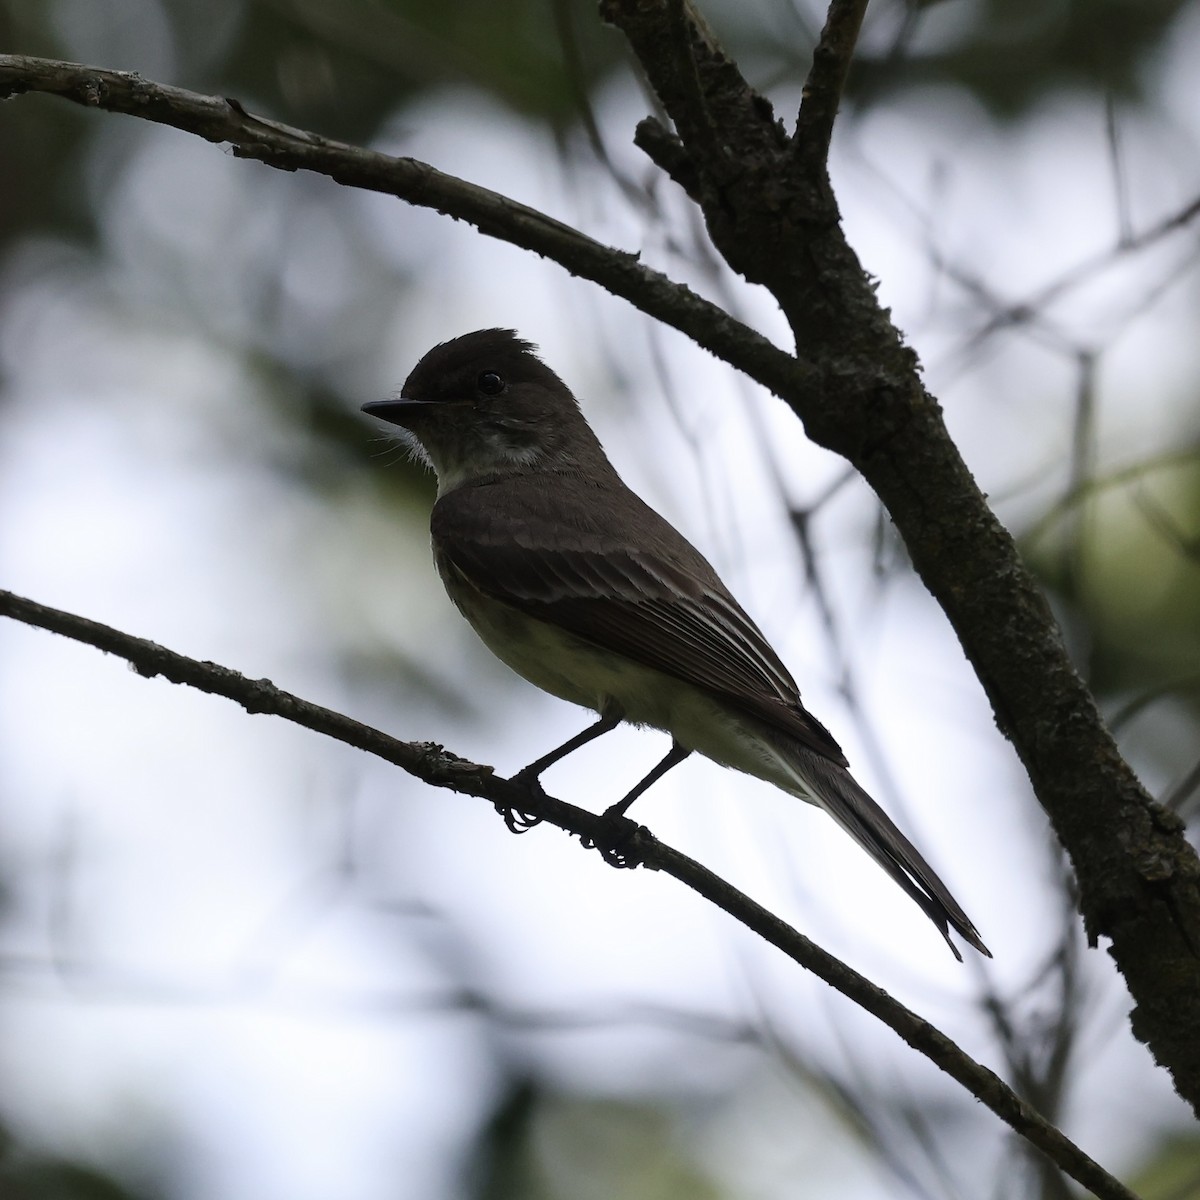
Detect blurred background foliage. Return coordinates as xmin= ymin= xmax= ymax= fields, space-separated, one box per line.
xmin=2 ymin=1 xmax=1200 ymax=1199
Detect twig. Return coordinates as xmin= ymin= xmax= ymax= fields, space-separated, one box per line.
xmin=0 ymin=587 xmax=1140 ymax=1200
xmin=793 ymin=0 xmax=870 ymax=167
xmin=664 ymin=0 xmax=727 ymax=167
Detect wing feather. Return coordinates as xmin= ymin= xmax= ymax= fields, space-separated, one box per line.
xmin=432 ymin=479 xmax=847 ymax=766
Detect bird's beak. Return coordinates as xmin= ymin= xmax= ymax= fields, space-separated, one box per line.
xmin=361 ymin=397 xmax=436 ymax=428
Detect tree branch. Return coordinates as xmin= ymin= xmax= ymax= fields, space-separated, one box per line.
xmin=0 ymin=53 xmax=806 ymax=403
xmin=792 ymin=0 xmax=869 ymax=166
xmin=602 ymin=0 xmax=1200 ymax=1115
xmin=4 ymin=9 xmax=1200 ymax=1116
xmin=0 ymin=587 xmax=1140 ymax=1200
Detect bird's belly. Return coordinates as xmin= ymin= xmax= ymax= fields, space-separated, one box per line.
xmin=446 ymin=586 xmax=810 ymax=797
xmin=449 ymin=586 xmax=670 ymax=715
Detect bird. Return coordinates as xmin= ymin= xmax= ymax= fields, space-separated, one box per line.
xmin=363 ymin=328 xmax=990 ymax=960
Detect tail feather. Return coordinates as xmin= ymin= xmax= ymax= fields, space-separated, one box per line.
xmin=787 ymin=749 xmax=991 ymax=961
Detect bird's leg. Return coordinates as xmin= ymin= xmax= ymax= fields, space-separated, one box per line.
xmin=503 ymin=708 xmax=624 ymax=832
xmin=514 ymin=707 xmax=623 ymax=784
xmin=585 ymin=741 xmax=693 ymax=868
xmin=604 ymin=740 xmax=692 ymax=819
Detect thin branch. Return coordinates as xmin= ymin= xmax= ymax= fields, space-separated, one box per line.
xmin=1023 ymin=444 xmax=1200 ymax=546
xmin=944 ymin=192 xmax=1200 ymax=362
xmin=793 ymin=0 xmax=870 ymax=167
xmin=1162 ymin=755 xmax=1200 ymax=817
xmin=665 ymin=0 xmax=727 ymax=167
xmin=1107 ymin=674 xmax=1200 ymax=734
xmin=0 ymin=587 xmax=1140 ymax=1200
xmin=1131 ymin=486 xmax=1200 ymax=564
xmin=0 ymin=53 xmax=809 ymax=404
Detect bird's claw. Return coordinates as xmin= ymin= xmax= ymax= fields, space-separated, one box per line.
xmin=582 ymin=812 xmax=644 ymax=868
xmin=493 ymin=802 xmax=543 ymax=834
xmin=496 ymin=767 xmax=550 ymax=833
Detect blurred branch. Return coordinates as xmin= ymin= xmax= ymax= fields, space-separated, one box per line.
xmin=1131 ymin=486 xmax=1200 ymax=564
xmin=0 ymin=586 xmax=1140 ymax=1200
xmin=1024 ymin=445 xmax=1200 ymax=546
xmin=1163 ymin=756 xmax=1200 ymax=818
xmin=1108 ymin=675 xmax=1200 ymax=735
xmin=960 ymin=192 xmax=1200 ymax=353
xmin=0 ymin=52 xmax=808 ymax=403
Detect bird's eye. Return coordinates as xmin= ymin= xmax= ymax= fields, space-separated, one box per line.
xmin=477 ymin=371 xmax=505 ymax=396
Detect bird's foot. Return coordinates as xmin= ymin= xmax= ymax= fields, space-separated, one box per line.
xmin=493 ymin=803 xmax=543 ymax=833
xmin=582 ymin=807 xmax=645 ymax=868
xmin=496 ymin=767 xmax=549 ymax=833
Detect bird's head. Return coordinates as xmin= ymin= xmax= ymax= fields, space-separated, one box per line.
xmin=363 ymin=329 xmax=610 ymax=495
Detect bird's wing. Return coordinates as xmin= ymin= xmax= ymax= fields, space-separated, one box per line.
xmin=432 ymin=482 xmax=848 ymax=766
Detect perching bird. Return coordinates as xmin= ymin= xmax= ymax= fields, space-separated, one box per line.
xmin=363 ymin=328 xmax=989 ymax=960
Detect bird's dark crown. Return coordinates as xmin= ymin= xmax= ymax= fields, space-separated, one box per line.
xmin=387 ymin=328 xmax=614 ymax=489
xmin=402 ymin=328 xmax=575 ymax=408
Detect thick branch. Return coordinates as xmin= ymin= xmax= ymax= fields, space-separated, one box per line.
xmin=0 ymin=588 xmax=1139 ymax=1200
xmin=602 ymin=0 xmax=1200 ymax=1114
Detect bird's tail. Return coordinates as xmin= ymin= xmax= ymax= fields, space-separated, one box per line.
xmin=782 ymin=747 xmax=991 ymax=961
